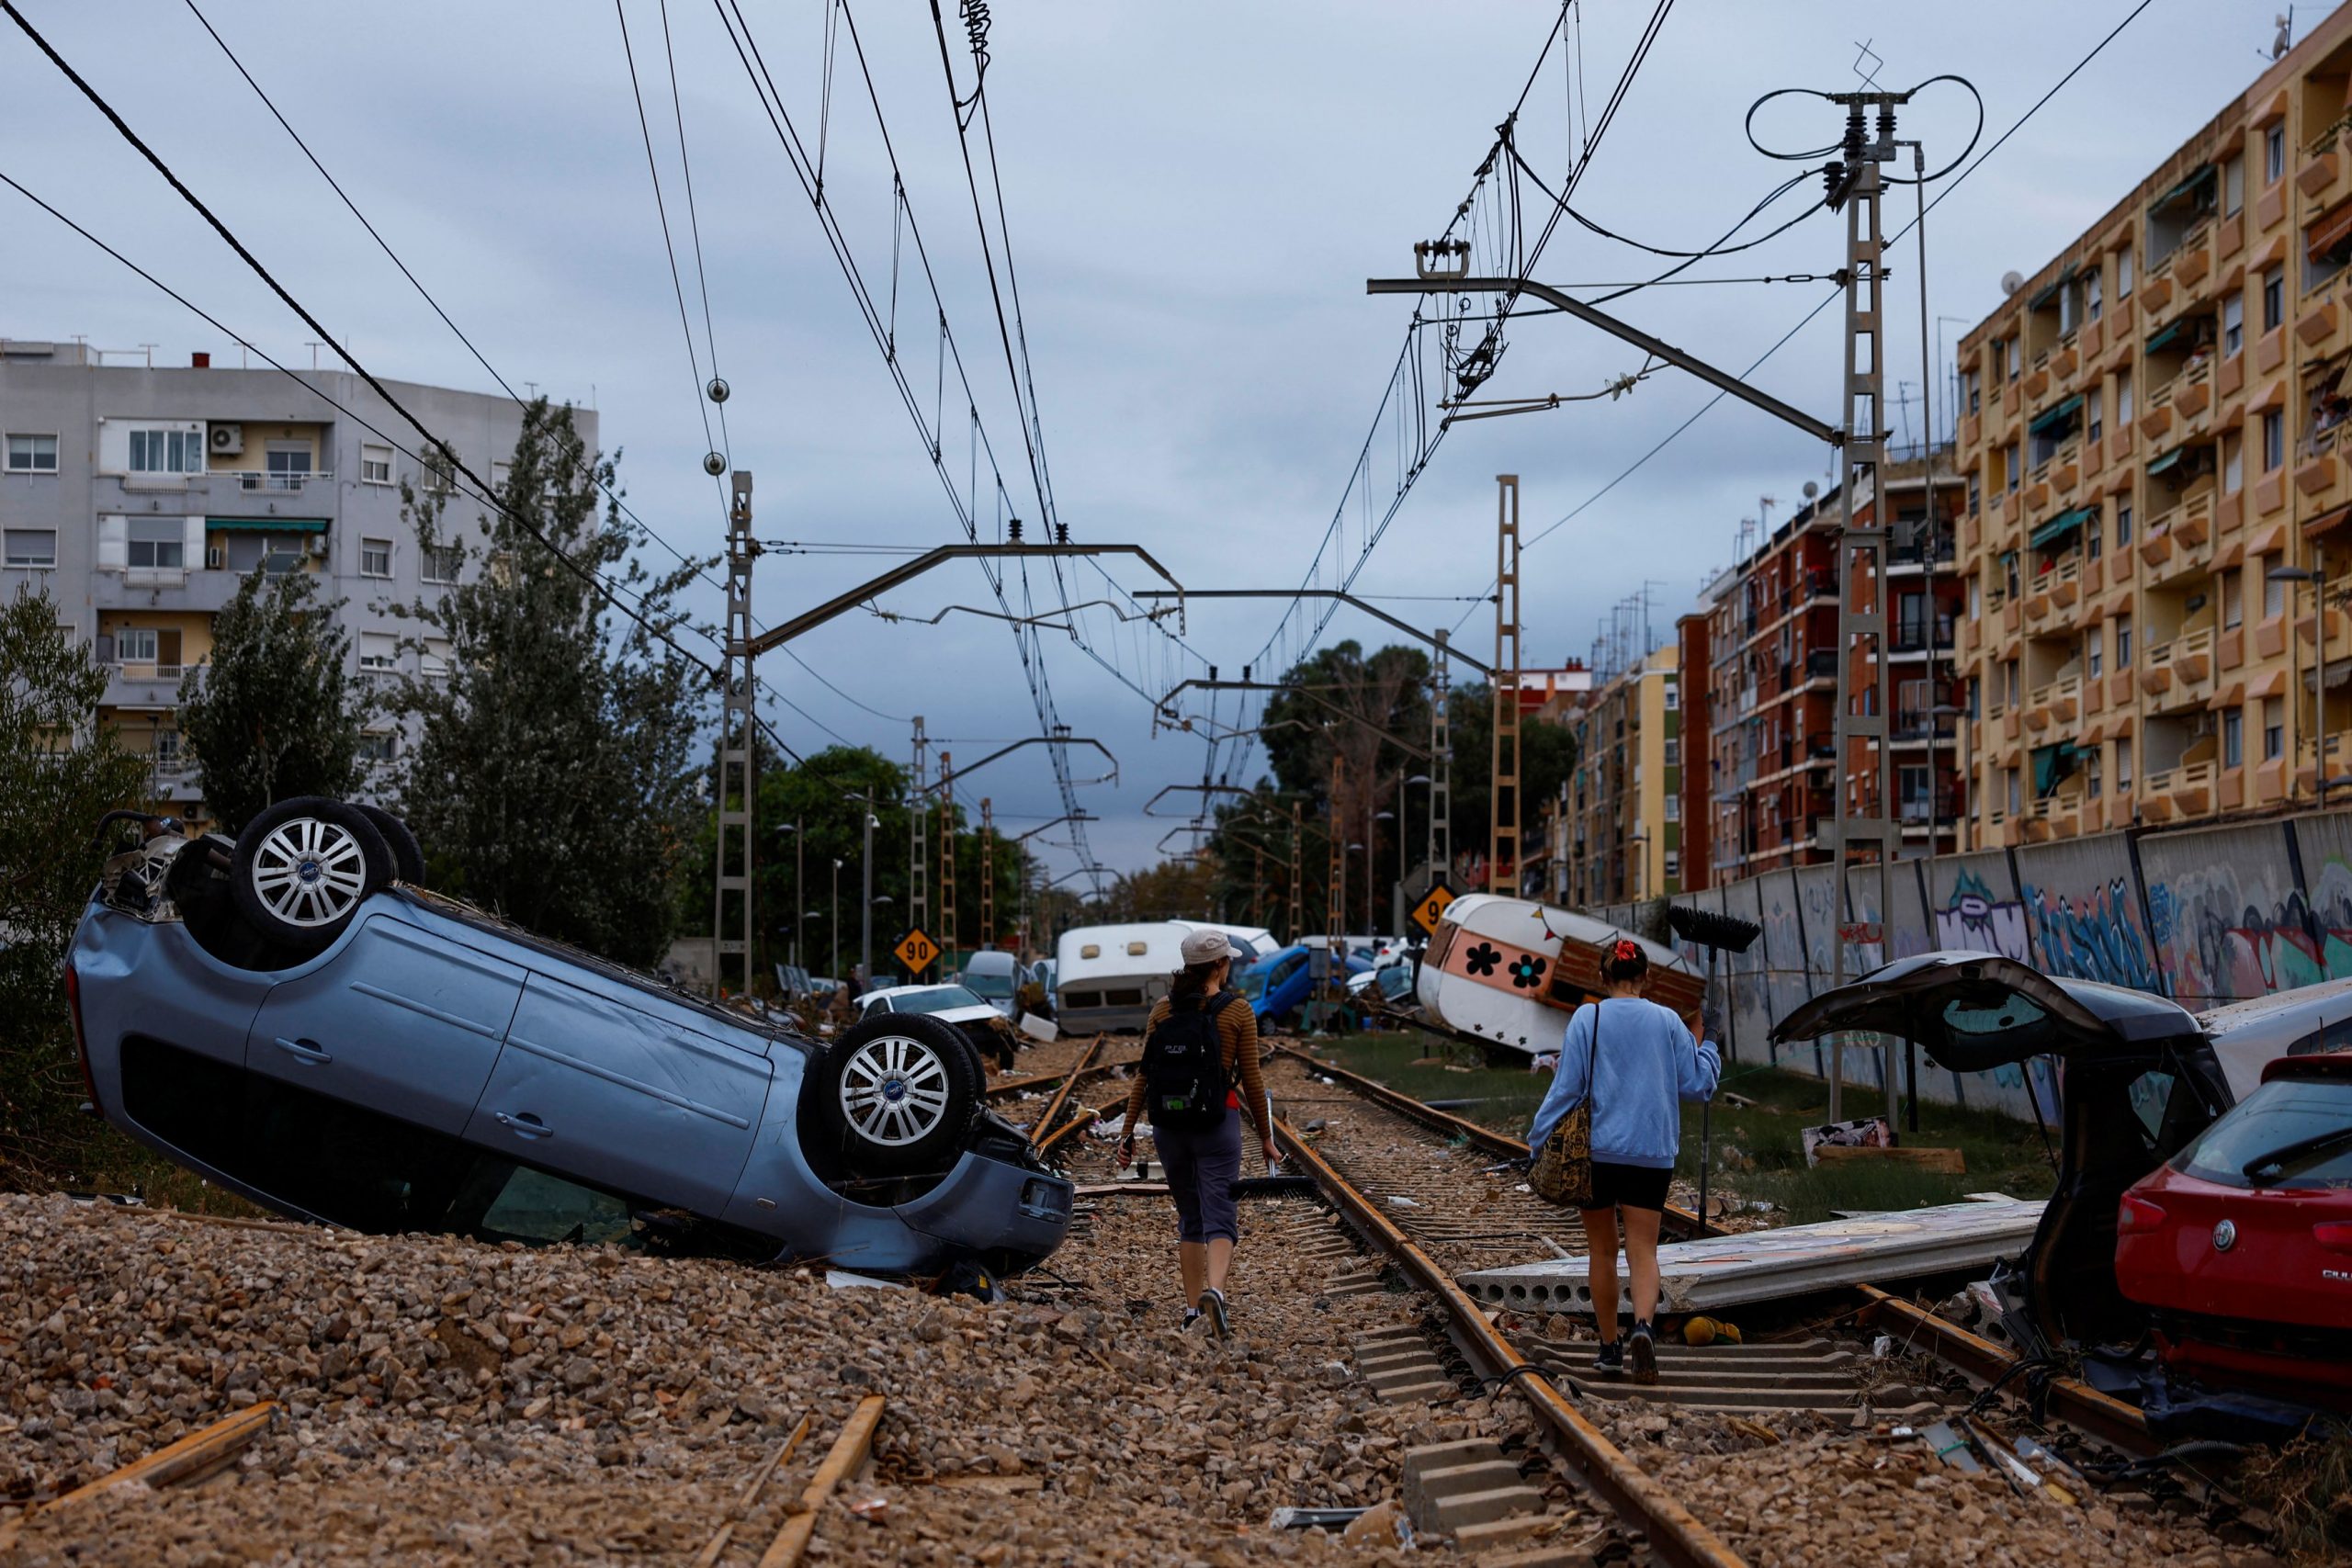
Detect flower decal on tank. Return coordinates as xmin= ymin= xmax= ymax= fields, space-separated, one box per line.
xmin=1464 ymin=942 xmax=1502 ymax=977
xmin=1510 ymin=953 xmax=1547 ymax=989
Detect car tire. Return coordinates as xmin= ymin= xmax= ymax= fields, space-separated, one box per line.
xmin=809 ymin=1012 xmax=981 ymax=1177
xmin=228 ymin=796 xmax=396 ymax=949
xmin=355 ymin=803 xmax=426 ymax=885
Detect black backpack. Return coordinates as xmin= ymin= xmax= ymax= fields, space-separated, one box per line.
xmin=1140 ymin=989 xmax=1240 ymax=1130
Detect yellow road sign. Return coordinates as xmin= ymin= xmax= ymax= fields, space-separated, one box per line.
xmin=1411 ymin=883 xmax=1457 ymax=935
xmin=895 ymin=929 xmax=940 ymax=973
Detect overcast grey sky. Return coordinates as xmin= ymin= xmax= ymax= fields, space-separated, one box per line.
xmin=2 ymin=0 xmax=2305 ymax=883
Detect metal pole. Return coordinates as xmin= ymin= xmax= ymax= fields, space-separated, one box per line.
xmin=1433 ymin=628 xmax=1453 ymax=883
xmin=794 ymin=818 xmax=803 ymax=969
xmin=938 ymin=751 xmax=957 ymax=965
xmin=981 ymin=797 xmax=995 ymax=949
xmin=1493 ymin=477 xmax=1522 ymax=895
xmin=910 ymin=716 xmax=928 ymax=942
xmin=712 ymin=469 xmax=755 ymax=998
xmin=831 ymin=859 xmax=841 ymax=980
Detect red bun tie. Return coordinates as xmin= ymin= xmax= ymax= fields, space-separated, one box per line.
xmin=1612 ymin=939 xmax=1639 ymax=962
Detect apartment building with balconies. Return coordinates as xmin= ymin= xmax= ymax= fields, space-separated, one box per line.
xmin=0 ymin=338 xmax=582 ymax=823
xmin=1955 ymin=9 xmax=2352 ymax=845
xmin=1562 ymin=646 xmax=1681 ymax=907
xmin=1845 ymin=458 xmax=1969 ymax=858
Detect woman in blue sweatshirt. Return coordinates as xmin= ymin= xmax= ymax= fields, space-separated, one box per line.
xmin=1526 ymin=936 xmax=1720 ymax=1384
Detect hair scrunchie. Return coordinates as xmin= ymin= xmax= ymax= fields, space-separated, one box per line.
xmin=1612 ymin=938 xmax=1640 ymax=963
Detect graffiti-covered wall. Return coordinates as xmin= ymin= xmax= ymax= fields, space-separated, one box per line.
xmin=1645 ymin=805 xmax=2352 ymax=1121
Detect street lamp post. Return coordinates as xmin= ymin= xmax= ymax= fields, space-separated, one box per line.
xmin=777 ymin=821 xmax=802 ymax=969
xmin=831 ymin=860 xmax=842 ymax=980
xmin=860 ymin=797 xmax=879 ymax=983
xmin=1397 ymin=773 xmax=1431 ymax=935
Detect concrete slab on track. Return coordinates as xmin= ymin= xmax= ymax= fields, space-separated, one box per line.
xmin=1458 ymin=1194 xmax=2044 ymax=1314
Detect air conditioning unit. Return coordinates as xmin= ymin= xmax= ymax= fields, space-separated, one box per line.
xmin=307 ymin=534 xmax=330 ymax=557
xmin=205 ymin=547 xmax=223 ymax=570
xmin=208 ymin=423 xmax=243 ymax=456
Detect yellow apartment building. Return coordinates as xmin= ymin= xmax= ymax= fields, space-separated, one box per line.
xmin=1957 ymin=6 xmax=2352 ymax=844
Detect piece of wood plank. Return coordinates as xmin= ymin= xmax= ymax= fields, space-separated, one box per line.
xmin=0 ymin=1402 xmax=280 ymax=1548
xmin=1813 ymin=1145 xmax=1966 ymax=1174
xmin=694 ymin=1415 xmax=813 ymax=1568
xmin=756 ymin=1394 xmax=887 ymax=1568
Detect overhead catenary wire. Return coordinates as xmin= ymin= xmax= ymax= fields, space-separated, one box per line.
xmin=1442 ymin=0 xmax=2159 ymax=630
xmin=175 ymin=0 xmax=902 ymax=746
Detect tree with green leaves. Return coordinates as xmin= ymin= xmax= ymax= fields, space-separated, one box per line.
xmin=0 ymin=584 xmax=152 ymax=1181
xmin=176 ymin=566 xmax=368 ymax=833
xmin=1444 ymin=678 xmax=1579 ymax=874
xmin=387 ymin=400 xmax=709 ymax=969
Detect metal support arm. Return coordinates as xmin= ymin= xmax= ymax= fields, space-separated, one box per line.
xmin=1131 ymin=590 xmax=1494 ymax=677
xmin=1366 ymin=276 xmax=1842 ymax=446
xmin=747 ymin=544 xmax=1183 ymax=655
xmin=1156 ymin=679 xmax=1434 ymax=762
xmin=914 ymin=733 xmax=1119 ymax=795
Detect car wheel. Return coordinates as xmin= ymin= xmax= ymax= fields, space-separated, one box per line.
xmin=811 ymin=1012 xmax=980 ymax=1176
xmin=228 ymin=796 xmax=395 ymax=948
xmin=355 ymin=803 xmax=426 ymax=885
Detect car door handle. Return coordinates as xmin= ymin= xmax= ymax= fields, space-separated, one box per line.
xmin=493 ymin=1111 xmax=553 ymax=1139
xmin=271 ymin=1036 xmax=332 ymax=1065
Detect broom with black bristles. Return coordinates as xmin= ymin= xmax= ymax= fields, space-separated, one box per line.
xmin=1666 ymin=906 xmax=1762 ymax=1227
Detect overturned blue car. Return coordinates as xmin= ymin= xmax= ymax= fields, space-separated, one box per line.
xmin=66 ymin=798 xmax=1071 ymax=1279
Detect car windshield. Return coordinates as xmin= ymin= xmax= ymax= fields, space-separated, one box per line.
xmin=963 ymin=972 xmax=1014 ymax=998
xmin=2175 ymin=1075 xmax=2352 ymax=1189
xmin=892 ymin=986 xmax=989 ymax=1016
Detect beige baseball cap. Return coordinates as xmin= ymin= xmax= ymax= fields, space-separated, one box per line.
xmin=1180 ymin=929 xmax=1236 ymax=964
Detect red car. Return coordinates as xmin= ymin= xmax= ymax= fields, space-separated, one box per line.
xmin=2116 ymin=1051 xmax=2352 ymax=1420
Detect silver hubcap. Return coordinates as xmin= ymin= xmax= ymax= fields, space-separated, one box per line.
xmin=838 ymin=1034 xmax=951 ymax=1146
xmin=249 ymin=817 xmax=370 ymax=928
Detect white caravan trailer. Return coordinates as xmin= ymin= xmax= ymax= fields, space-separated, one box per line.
xmin=1052 ymin=920 xmax=1276 ymax=1033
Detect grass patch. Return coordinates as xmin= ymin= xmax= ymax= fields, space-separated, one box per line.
xmin=1307 ymin=1032 xmax=1549 ymax=1138
xmin=1306 ymin=1029 xmax=2058 ymax=1226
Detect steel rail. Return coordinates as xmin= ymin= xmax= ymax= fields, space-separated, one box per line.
xmin=1854 ymin=1286 xmax=2155 ymax=1456
xmin=1271 ymin=1115 xmax=1750 ymax=1568
xmin=1271 ymin=1044 xmax=1715 ymax=1239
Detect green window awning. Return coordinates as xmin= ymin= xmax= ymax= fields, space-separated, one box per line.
xmin=2029 ymin=394 xmax=2085 ymax=439
xmin=207 ymin=516 xmax=328 ymax=533
xmin=2031 ymin=741 xmax=2083 ymax=797
xmin=2146 ymin=446 xmax=2187 ymax=479
xmin=2148 ymin=164 xmax=2217 ymax=214
xmin=2027 ymin=265 xmax=2077 ymax=313
xmin=2030 ymin=505 xmax=2096 ymax=550
xmin=2145 ymin=320 xmax=2188 ymax=355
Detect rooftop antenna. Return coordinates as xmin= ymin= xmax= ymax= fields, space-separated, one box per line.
xmin=2271 ymin=9 xmax=2294 ymax=60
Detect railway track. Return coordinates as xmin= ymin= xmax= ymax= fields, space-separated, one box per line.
xmin=1223 ymin=1038 xmax=2265 ymax=1564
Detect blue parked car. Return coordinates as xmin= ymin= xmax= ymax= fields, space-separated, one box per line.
xmin=1240 ymin=942 xmax=1372 ymax=1024
xmin=66 ymin=800 xmax=1071 ymax=1278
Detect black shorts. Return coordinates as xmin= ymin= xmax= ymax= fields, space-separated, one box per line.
xmin=1582 ymin=1160 xmax=1672 ymax=1213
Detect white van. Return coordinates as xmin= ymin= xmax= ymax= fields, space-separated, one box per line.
xmin=959 ymin=949 xmax=1021 ymax=1020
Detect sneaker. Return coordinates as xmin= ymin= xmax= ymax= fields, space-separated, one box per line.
xmin=1182 ymin=1308 xmax=1207 ymax=1335
xmin=1591 ymin=1337 xmax=1625 ymax=1377
xmin=1199 ymin=1289 xmax=1230 ymax=1340
xmin=1628 ymin=1321 xmax=1658 ymax=1386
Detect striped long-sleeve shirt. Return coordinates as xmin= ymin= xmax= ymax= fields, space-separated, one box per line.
xmin=1124 ymin=991 xmax=1274 ymax=1150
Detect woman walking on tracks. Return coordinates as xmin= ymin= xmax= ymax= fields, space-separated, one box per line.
xmin=1117 ymin=930 xmax=1278 ymax=1337
xmin=1528 ymin=937 xmax=1718 ymax=1384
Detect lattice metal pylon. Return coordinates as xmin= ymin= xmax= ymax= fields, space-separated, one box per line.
xmin=938 ymin=750 xmax=958 ymax=964
xmin=1431 ymin=626 xmax=1453 ymax=885
xmin=1826 ymin=128 xmax=1903 ymax=1130
xmin=910 ymin=716 xmax=928 ymax=943
xmin=711 ymin=470 xmax=755 ymax=999
xmin=1289 ymin=800 xmax=1304 ymax=944
xmin=1491 ymin=475 xmax=1522 ymax=896
xmin=1327 ymin=754 xmax=1346 ymax=1011
xmin=979 ymin=797 xmax=994 ymax=950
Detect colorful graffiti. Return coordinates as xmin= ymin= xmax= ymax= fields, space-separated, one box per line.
xmin=1932 ymin=868 xmax=2030 ymax=960
xmin=2020 ymin=874 xmax=2160 ymax=992
xmin=2144 ymin=874 xmax=2329 ymax=1008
